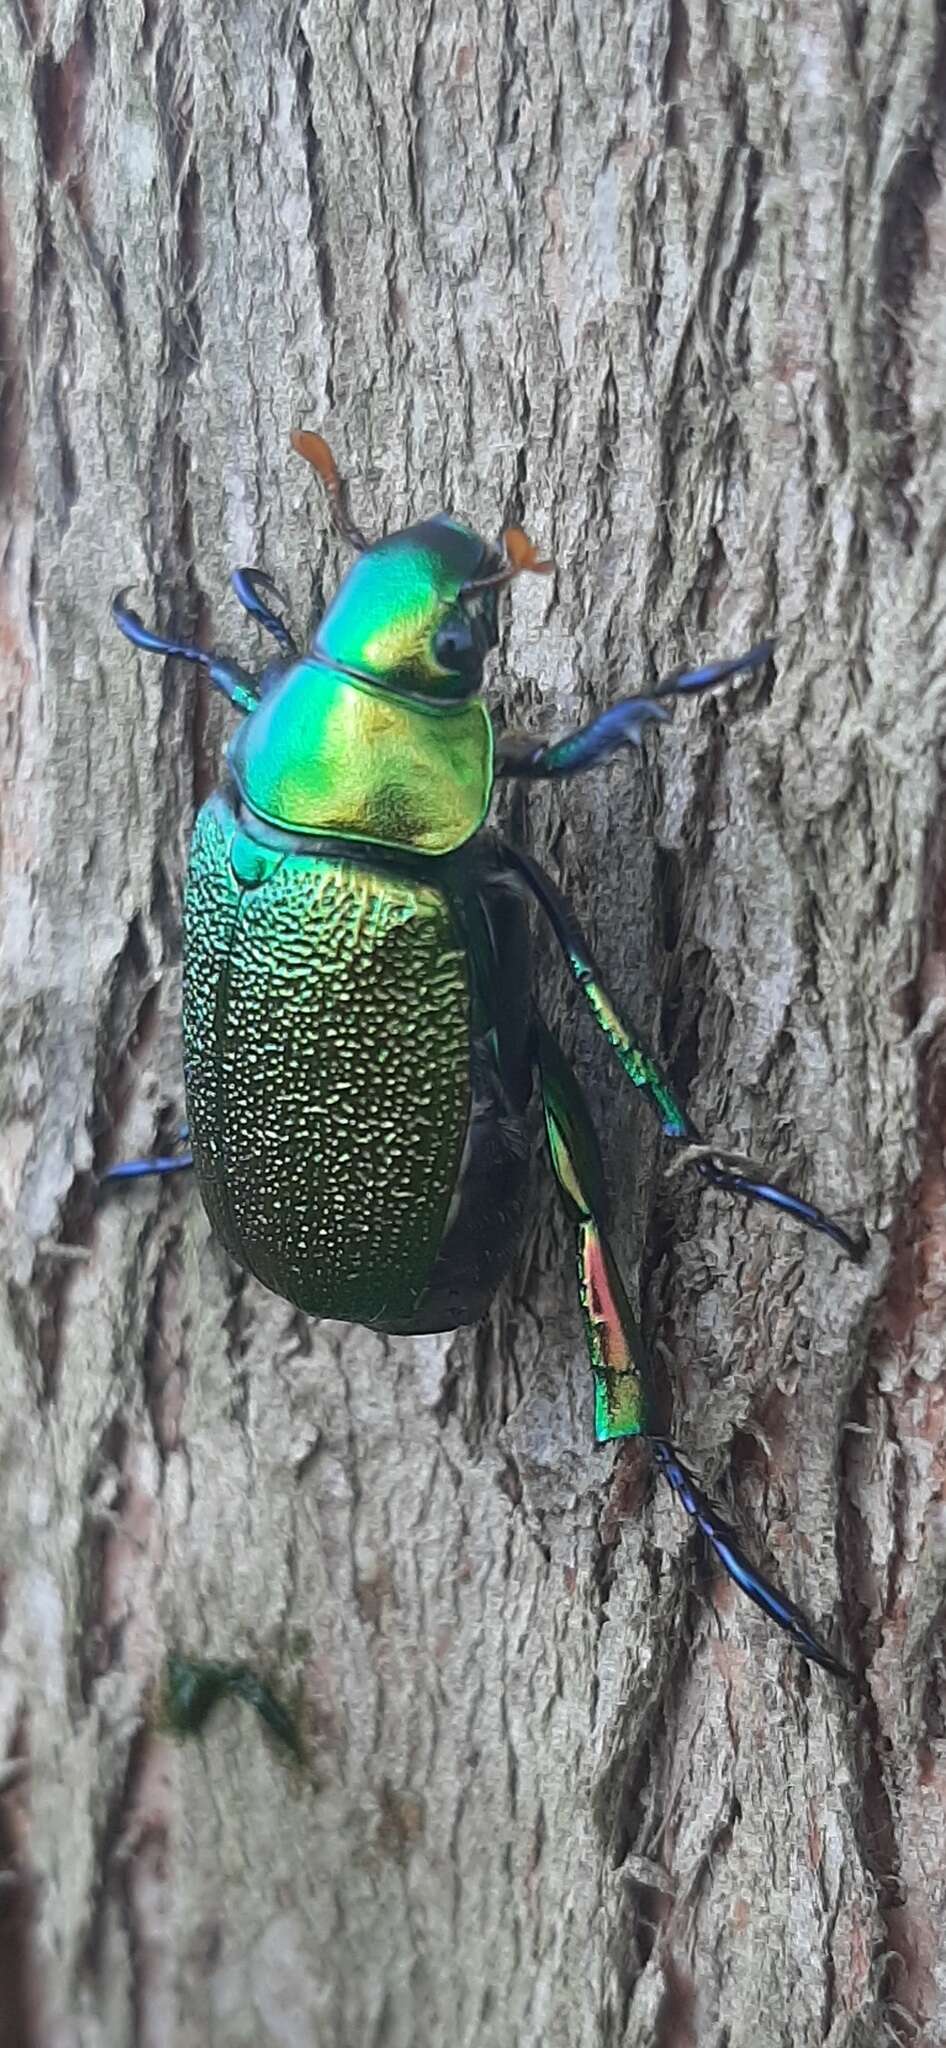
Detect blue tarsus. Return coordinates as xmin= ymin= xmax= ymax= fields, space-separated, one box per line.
xmin=102 ymin=1152 xmax=194 ymax=1182
xmin=651 ymin=638 xmax=776 ymax=699
xmin=497 ymin=640 xmax=775 ymax=779
xmin=695 ymin=1167 xmax=864 ymax=1260
xmin=231 ymin=566 xmax=297 ymax=653
xmin=102 ymin=1126 xmax=193 ymax=1182
xmin=650 ymin=1438 xmax=853 ymax=1680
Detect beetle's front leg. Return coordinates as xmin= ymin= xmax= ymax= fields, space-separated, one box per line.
xmin=533 ymin=1013 xmax=850 ymax=1678
xmin=230 ymin=567 xmax=298 ymax=654
xmin=497 ymin=641 xmax=773 ymax=779
xmin=112 ymin=593 xmax=261 ymax=715
xmin=508 ymin=845 xmax=866 ymax=1261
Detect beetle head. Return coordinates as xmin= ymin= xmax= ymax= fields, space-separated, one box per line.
xmin=292 ymin=431 xmax=550 ymax=701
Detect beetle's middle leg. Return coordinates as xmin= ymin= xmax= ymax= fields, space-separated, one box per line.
xmin=101 ymin=1125 xmax=193 ymax=1184
xmin=506 ymin=843 xmax=866 ymax=1262
xmin=532 ymin=1013 xmax=849 ymax=1678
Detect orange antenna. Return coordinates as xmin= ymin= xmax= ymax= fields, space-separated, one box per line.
xmin=290 ymin=430 xmax=371 ymax=552
xmin=462 ymin=525 xmax=553 ymax=595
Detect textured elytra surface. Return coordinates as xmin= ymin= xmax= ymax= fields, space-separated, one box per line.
xmin=182 ymin=796 xmax=471 ymax=1324
xmin=1 ymin=1 xmax=946 ymax=2045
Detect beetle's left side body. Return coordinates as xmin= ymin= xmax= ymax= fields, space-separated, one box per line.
xmin=183 ymin=786 xmax=533 ymax=1334
xmin=178 ymin=502 xmax=536 ymax=1334
xmin=110 ymin=429 xmax=866 ymax=1684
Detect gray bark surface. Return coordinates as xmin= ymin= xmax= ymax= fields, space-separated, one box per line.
xmin=1 ymin=1 xmax=944 ymax=2042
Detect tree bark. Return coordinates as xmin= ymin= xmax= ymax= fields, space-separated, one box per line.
xmin=1 ymin=1 xmax=944 ymax=2043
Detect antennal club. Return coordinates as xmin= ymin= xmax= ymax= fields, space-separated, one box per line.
xmin=462 ymin=525 xmax=553 ymax=597
xmin=290 ymin=430 xmax=371 ymax=552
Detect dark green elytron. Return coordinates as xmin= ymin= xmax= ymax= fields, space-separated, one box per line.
xmin=112 ymin=429 xmax=866 ymax=1684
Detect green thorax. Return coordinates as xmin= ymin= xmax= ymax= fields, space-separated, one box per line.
xmin=227 ymin=660 xmax=494 ymax=856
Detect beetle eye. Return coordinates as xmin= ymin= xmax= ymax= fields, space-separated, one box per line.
xmin=432 ymin=613 xmax=477 ymax=674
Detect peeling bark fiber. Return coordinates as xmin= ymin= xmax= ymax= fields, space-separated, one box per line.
xmin=2 ymin=2 xmax=946 ymax=2044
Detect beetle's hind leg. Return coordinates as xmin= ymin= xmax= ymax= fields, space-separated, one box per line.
xmin=533 ymin=1012 xmax=851 ymax=1679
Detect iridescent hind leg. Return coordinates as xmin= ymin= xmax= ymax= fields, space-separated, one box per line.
xmin=533 ymin=1013 xmax=850 ymax=1678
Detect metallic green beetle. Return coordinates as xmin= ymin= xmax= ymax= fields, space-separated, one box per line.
xmin=111 ymin=430 xmax=866 ymax=1681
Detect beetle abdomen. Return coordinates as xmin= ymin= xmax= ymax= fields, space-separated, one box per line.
xmin=182 ymin=795 xmax=471 ymax=1325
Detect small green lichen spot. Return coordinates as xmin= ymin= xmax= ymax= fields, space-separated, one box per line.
xmin=162 ymin=1654 xmax=304 ymax=1761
